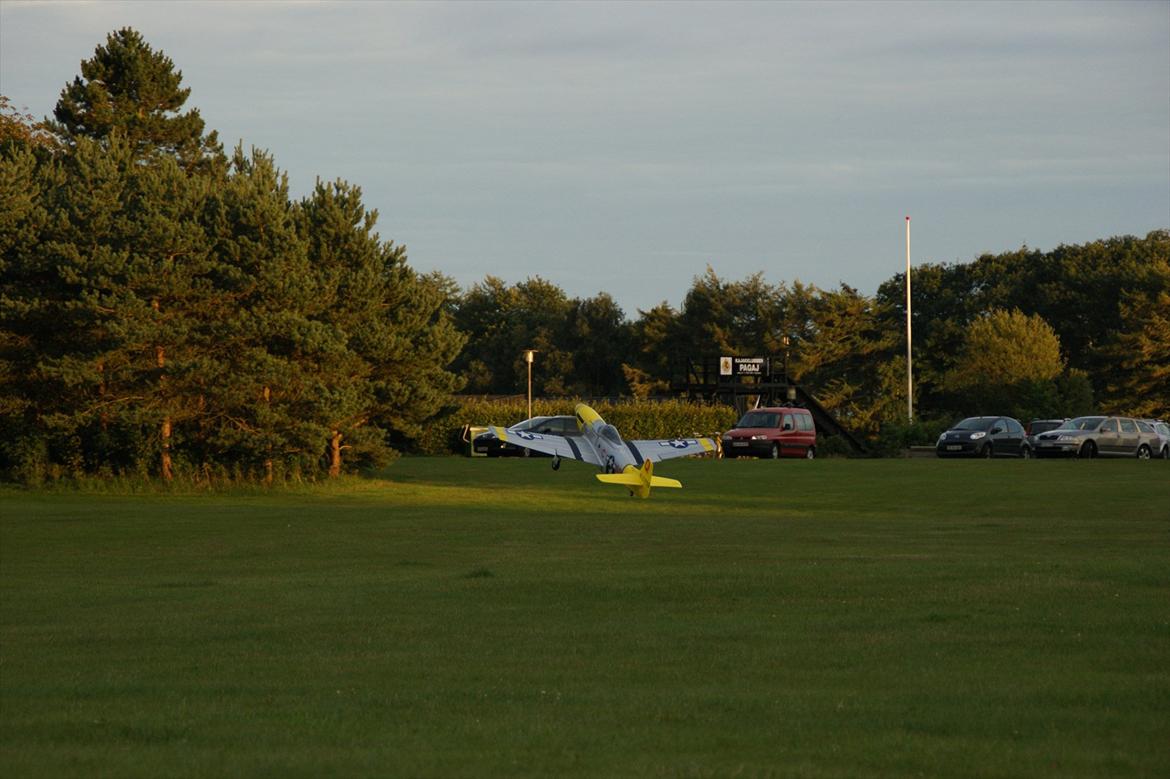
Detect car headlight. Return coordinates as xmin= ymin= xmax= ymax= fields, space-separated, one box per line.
xmin=1057 ymin=434 xmax=1077 ymax=442
xmin=751 ymin=434 xmax=768 ymax=440
xmin=969 ymin=431 xmax=987 ymax=440
xmin=938 ymin=433 xmax=947 ymax=442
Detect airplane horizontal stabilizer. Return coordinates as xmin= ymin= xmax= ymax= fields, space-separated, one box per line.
xmin=595 ymin=458 xmax=681 ymax=498
xmin=595 ymin=472 xmax=683 ymax=487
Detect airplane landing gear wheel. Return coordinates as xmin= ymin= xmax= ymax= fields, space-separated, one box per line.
xmin=551 ymin=456 xmax=561 ymax=471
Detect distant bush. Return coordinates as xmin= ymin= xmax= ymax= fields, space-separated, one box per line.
xmin=870 ymin=417 xmax=952 ymax=458
xmin=413 ymin=397 xmax=739 ymax=455
xmin=815 ymin=435 xmax=857 ymax=458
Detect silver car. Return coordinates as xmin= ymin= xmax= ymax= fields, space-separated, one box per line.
xmin=1140 ymin=419 xmax=1170 ymax=459
xmin=1032 ymin=415 xmax=1159 ymax=459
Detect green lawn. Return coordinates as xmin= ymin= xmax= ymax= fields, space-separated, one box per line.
xmin=2 ymin=458 xmax=1168 ymax=777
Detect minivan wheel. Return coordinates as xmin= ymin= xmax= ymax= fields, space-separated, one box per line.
xmin=805 ymin=446 xmax=815 ymax=460
xmin=769 ymin=443 xmax=779 ymax=459
xmin=1137 ymin=444 xmax=1151 ymax=460
xmin=1079 ymin=441 xmax=1096 ymax=459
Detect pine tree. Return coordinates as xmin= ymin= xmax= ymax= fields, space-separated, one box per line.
xmin=52 ymin=28 xmax=223 ymax=172
xmin=0 ymin=135 xmax=54 ymax=476
xmin=1100 ymin=291 xmax=1170 ymax=418
xmin=23 ymin=136 xmax=218 ymax=479
xmin=203 ymin=148 xmax=329 ymax=481
xmin=297 ymin=179 xmax=465 ymax=474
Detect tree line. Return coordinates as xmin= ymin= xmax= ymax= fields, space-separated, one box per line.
xmin=452 ymin=234 xmax=1169 ymax=430
xmin=2 ymin=29 xmax=1167 ymax=481
xmin=1 ymin=30 xmax=464 ymax=482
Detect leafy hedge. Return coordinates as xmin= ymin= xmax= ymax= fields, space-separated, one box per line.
xmin=414 ymin=397 xmax=740 ymax=456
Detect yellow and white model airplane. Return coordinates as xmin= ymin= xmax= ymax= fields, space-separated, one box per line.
xmin=487 ymin=403 xmax=716 ymax=498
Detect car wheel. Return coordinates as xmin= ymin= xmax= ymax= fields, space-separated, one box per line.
xmin=1137 ymin=444 xmax=1151 ymax=460
xmin=769 ymin=443 xmax=779 ymax=459
xmin=980 ymin=444 xmax=993 ymax=459
xmin=1021 ymin=446 xmax=1032 ymax=459
xmin=805 ymin=446 xmax=815 ymax=460
xmin=1079 ymin=441 xmax=1096 ymax=459
xmin=1162 ymin=446 xmax=1170 ymax=460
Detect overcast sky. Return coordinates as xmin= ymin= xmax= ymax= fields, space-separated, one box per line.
xmin=2 ymin=0 xmax=1168 ymax=315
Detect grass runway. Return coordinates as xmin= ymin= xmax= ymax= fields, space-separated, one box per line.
xmin=2 ymin=457 xmax=1168 ymax=777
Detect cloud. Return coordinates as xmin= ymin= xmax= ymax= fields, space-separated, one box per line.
xmin=2 ymin=0 xmax=1165 ymax=311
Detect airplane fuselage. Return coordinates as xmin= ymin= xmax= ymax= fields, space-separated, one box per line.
xmin=574 ymin=403 xmax=636 ymax=473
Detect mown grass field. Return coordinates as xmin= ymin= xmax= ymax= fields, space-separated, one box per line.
xmin=2 ymin=457 xmax=1168 ymax=777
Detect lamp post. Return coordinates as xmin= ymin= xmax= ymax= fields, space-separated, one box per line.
xmin=524 ymin=349 xmax=536 ymax=421
xmin=782 ymin=335 xmax=794 ymax=403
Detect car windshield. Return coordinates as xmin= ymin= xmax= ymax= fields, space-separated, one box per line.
xmin=1061 ymin=416 xmax=1106 ymax=431
xmin=1029 ymin=421 xmax=1062 ymax=435
xmin=511 ymin=416 xmax=551 ymax=431
xmin=737 ymin=411 xmax=779 ymax=428
xmin=952 ymin=417 xmax=994 ymax=431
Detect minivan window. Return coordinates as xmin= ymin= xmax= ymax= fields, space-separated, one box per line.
xmin=782 ymin=414 xmax=795 ymax=430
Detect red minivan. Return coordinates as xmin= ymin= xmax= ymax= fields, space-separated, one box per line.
xmin=721 ymin=407 xmax=817 ymax=459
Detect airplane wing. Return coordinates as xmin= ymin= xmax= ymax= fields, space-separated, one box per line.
xmin=627 ymin=437 xmax=718 ymax=463
xmin=488 ymin=426 xmax=602 ymax=466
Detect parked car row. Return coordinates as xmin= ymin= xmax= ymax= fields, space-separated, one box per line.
xmin=936 ymin=415 xmax=1169 ymax=459
xmin=474 ymin=410 xmax=1168 ymax=462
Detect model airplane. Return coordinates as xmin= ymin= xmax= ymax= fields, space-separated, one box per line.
xmin=487 ymin=403 xmax=716 ymax=498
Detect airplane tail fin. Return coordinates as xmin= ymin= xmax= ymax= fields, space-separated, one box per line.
xmin=595 ymin=458 xmax=681 ymax=498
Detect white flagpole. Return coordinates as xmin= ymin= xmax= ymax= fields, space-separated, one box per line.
xmin=906 ymin=216 xmax=913 ymax=422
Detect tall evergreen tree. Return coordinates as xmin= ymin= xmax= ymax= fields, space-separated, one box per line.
xmin=1099 ymin=290 xmax=1170 ymax=418
xmin=202 ymin=148 xmax=328 ymax=480
xmin=298 ymin=178 xmax=465 ymax=474
xmin=52 ymin=28 xmax=223 ymax=172
xmin=0 ymin=132 xmax=54 ymax=475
